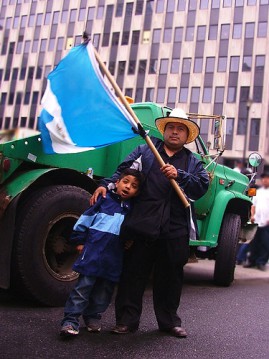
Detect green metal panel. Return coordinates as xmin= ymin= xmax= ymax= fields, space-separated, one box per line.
xmin=4 ymin=168 xmax=56 ymax=199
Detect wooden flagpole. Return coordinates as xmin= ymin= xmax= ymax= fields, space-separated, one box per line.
xmin=93 ymin=47 xmax=190 ymax=208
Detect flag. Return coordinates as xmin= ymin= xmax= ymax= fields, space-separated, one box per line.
xmin=38 ymin=42 xmax=138 ymax=154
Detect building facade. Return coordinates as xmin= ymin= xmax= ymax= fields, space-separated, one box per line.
xmin=0 ymin=0 xmax=269 ymax=167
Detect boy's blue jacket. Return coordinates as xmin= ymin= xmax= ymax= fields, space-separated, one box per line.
xmin=70 ymin=191 xmax=131 ymax=282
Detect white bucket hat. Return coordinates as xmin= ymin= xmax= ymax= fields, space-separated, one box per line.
xmin=155 ymin=108 xmax=200 ymax=144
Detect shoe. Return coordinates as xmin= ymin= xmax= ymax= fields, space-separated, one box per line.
xmin=87 ymin=323 xmax=101 ymax=333
xmin=111 ymin=325 xmax=131 ymax=334
xmin=60 ymin=325 xmax=79 ymax=337
xmin=169 ymin=326 xmax=187 ymax=338
xmin=257 ymin=264 xmax=267 ymax=271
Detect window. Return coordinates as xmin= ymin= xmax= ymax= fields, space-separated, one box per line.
xmin=257 ymin=22 xmax=267 ymax=38
xmin=211 ymin=0 xmax=220 ymax=7
xmin=191 ymin=87 xmax=200 ymax=103
xmin=156 ymin=0 xmax=165 ymax=13
xmin=235 ymin=0 xmax=244 ymax=5
xmin=112 ymin=32 xmax=120 ymax=46
xmin=230 ymin=56 xmax=240 ymax=72
xmin=179 ymin=88 xmax=188 ymax=103
xmin=237 ymin=118 xmax=246 ymax=135
xmin=163 ymin=28 xmax=172 ymax=43
xmin=96 ymin=5 xmax=104 ymax=19
xmin=57 ymin=37 xmax=64 ymax=51
xmin=171 ymin=59 xmax=180 ymax=73
xmin=208 ymin=25 xmax=218 ymax=40
xmin=227 ymin=87 xmax=236 ymax=103
xmin=200 ymin=0 xmax=209 ymax=9
xmin=128 ymin=60 xmax=136 ymax=74
xmin=177 ymin=0 xmax=186 ymax=11
xmin=156 ymin=88 xmax=165 ymax=103
xmin=245 ymin=23 xmax=255 ymax=39
xmin=197 ymin=26 xmax=206 ymax=41
xmin=121 ymin=32 xmax=130 ymax=45
xmin=146 ymin=88 xmax=154 ymax=101
xmin=28 ymin=15 xmax=35 ymax=27
xmin=202 ymin=87 xmax=212 ymax=103
xmin=32 ymin=40 xmax=39 ymax=53
xmin=233 ymin=23 xmax=242 ymax=39
xmin=194 ymin=58 xmax=203 ymax=73
xmin=205 ymin=57 xmax=215 ymax=73
xmin=52 ymin=11 xmax=60 ymax=24
xmin=44 ymin=13 xmax=51 ymax=25
xmin=78 ymin=8 xmax=86 ymax=21
xmin=160 ymin=59 xmax=169 ymax=74
xmin=217 ymin=57 xmax=227 ymax=72
xmin=167 ymin=87 xmax=177 ymax=104
xmin=70 ymin=9 xmax=77 ymax=22
xmin=215 ymin=87 xmax=224 ymax=103
xmin=149 ymin=59 xmax=158 ymax=74
xmin=153 ymin=29 xmax=161 ymax=43
xmin=242 ymin=56 xmax=252 ymax=72
xmin=118 ymin=61 xmax=126 ymax=75
xmin=185 ymin=26 xmax=195 ymax=41
xmin=223 ymin=0 xmax=232 ymax=6
xmin=174 ymin=27 xmax=183 ymax=42
xmin=249 ymin=118 xmax=260 ymax=151
xmin=182 ymin=58 xmax=191 ymax=73
xmin=61 ymin=10 xmax=68 ymax=23
xmin=239 ymin=86 xmax=250 ymax=102
xmin=13 ymin=17 xmax=19 ymax=28
xmin=132 ymin=31 xmax=140 ymax=45
xmin=36 ymin=14 xmax=43 ymax=26
xmin=220 ymin=24 xmax=230 ymax=39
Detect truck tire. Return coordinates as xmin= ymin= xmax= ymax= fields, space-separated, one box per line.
xmin=12 ymin=185 xmax=90 ymax=306
xmin=214 ymin=213 xmax=241 ymax=287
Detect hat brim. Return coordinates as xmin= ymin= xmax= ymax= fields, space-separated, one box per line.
xmin=155 ymin=117 xmax=200 ymax=144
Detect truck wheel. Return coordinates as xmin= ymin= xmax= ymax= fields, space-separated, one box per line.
xmin=214 ymin=213 xmax=241 ymax=287
xmin=12 ymin=185 xmax=90 ymax=306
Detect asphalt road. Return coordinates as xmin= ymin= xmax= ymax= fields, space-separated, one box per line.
xmin=1 ymin=260 xmax=268 ymax=359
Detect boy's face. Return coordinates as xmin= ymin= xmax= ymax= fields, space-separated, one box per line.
xmin=115 ymin=175 xmax=140 ymax=199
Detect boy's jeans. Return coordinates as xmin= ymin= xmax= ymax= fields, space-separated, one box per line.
xmin=61 ymin=274 xmax=115 ymax=331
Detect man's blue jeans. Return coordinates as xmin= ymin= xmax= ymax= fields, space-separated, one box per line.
xmin=249 ymin=225 xmax=269 ymax=266
xmin=61 ymin=275 xmax=115 ymax=331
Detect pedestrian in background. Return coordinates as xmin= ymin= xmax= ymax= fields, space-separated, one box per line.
xmin=244 ymin=171 xmax=269 ymax=271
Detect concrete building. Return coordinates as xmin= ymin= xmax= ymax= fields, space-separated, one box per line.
xmin=0 ymin=0 xmax=268 ymax=168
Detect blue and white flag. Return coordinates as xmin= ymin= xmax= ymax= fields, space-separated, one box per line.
xmin=39 ymin=42 xmax=138 ymax=154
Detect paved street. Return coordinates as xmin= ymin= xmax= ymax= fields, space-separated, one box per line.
xmin=1 ymin=260 xmax=268 ymax=359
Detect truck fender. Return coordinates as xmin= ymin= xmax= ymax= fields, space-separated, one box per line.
xmin=204 ymin=191 xmax=236 ymax=246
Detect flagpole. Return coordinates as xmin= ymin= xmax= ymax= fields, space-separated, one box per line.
xmin=93 ymin=47 xmax=190 ymax=208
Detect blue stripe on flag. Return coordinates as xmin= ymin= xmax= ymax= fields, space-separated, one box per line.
xmin=38 ymin=42 xmax=138 ymax=154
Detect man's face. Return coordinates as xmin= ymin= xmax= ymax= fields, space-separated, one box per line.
xmin=115 ymin=175 xmax=140 ymax=199
xmin=163 ymin=122 xmax=189 ymax=150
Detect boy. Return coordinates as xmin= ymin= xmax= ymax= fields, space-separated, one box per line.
xmin=60 ymin=168 xmax=143 ymax=337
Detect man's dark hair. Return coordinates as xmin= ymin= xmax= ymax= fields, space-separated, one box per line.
xmin=119 ymin=168 xmax=144 ymax=187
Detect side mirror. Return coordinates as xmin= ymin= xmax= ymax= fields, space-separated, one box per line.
xmin=248 ymin=152 xmax=262 ymax=168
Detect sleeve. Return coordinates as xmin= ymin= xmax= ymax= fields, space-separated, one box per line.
xmin=176 ymin=157 xmax=210 ymax=201
xmin=69 ymin=196 xmax=103 ymax=245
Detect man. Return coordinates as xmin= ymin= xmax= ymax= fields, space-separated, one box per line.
xmin=244 ymin=171 xmax=269 ymax=271
xmin=90 ymin=108 xmax=209 ymax=338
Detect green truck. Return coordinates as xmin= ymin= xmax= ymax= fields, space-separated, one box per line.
xmin=0 ymin=102 xmax=258 ymax=306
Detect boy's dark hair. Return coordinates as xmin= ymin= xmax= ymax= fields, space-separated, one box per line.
xmin=119 ymin=168 xmax=144 ymax=187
